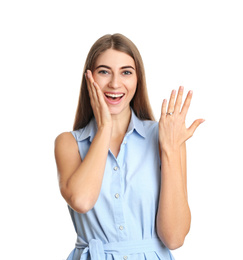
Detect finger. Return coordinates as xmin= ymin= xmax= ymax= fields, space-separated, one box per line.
xmin=88 ymin=71 xmax=101 ymax=106
xmin=93 ymin=82 xmax=106 ymax=106
xmin=161 ymin=99 xmax=167 ymax=119
xmin=86 ymin=70 xmax=93 ymax=81
xmin=86 ymin=70 xmax=95 ymax=87
xmin=188 ymin=119 xmax=205 ymax=137
xmin=86 ymin=70 xmax=94 ymax=98
xmin=174 ymin=86 xmax=184 ymax=114
xmin=181 ymin=90 xmax=193 ymax=118
xmin=86 ymin=70 xmax=98 ymax=105
xmin=167 ymin=89 xmax=176 ymax=113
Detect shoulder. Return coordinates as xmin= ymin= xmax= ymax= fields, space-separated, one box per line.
xmin=54 ymin=132 xmax=82 ymax=171
xmin=55 ymin=132 xmax=76 ymax=146
xmin=54 ymin=132 xmax=78 ymax=155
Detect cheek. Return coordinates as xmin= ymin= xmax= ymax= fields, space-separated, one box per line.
xmin=127 ymin=79 xmax=137 ymax=95
xmin=93 ymin=75 xmax=106 ymax=88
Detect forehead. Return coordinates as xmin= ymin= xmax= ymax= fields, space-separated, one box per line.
xmin=95 ymin=49 xmax=135 ymax=68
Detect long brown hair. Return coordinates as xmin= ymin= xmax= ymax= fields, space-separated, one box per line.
xmin=73 ymin=33 xmax=154 ymax=130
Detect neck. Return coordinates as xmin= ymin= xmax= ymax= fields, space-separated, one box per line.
xmin=111 ymin=107 xmax=131 ymax=139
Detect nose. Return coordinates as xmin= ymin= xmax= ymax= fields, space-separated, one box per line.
xmin=108 ymin=74 xmax=121 ymax=89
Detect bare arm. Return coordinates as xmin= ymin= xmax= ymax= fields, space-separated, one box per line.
xmin=157 ymin=144 xmax=191 ymax=250
xmin=156 ymin=87 xmax=204 ymax=249
xmin=55 ymin=126 xmax=111 ymax=213
xmin=54 ymin=70 xmax=112 ymax=213
xmin=180 ymin=142 xmax=187 ymax=198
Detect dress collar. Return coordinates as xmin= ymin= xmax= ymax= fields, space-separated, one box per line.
xmin=75 ymin=108 xmax=146 ymax=142
xmin=127 ymin=109 xmax=146 ymax=139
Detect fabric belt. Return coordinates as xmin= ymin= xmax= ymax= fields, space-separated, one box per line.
xmin=74 ymin=237 xmax=167 ymax=260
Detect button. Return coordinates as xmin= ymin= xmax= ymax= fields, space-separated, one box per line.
xmin=113 ymin=166 xmax=118 ymax=171
xmin=115 ymin=193 xmax=120 ymax=199
xmin=123 ymin=256 xmax=128 ymax=260
xmin=119 ymin=225 xmax=124 ymax=230
xmin=124 ymin=141 xmax=127 ymax=145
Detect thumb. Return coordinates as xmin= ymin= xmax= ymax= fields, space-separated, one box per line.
xmin=188 ymin=119 xmax=205 ymax=137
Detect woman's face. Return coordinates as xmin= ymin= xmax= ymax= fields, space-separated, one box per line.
xmin=92 ymin=49 xmax=137 ymax=116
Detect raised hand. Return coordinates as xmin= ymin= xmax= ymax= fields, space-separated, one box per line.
xmin=159 ymin=86 xmax=204 ymax=151
xmin=85 ymin=70 xmax=112 ymax=129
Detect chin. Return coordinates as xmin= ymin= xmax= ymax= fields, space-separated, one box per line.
xmin=108 ymin=105 xmax=130 ymax=116
xmin=108 ymin=107 xmax=122 ymax=115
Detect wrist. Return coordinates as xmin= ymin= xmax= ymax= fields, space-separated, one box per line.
xmin=97 ymin=123 xmax=112 ymax=136
xmin=160 ymin=144 xmax=181 ymax=157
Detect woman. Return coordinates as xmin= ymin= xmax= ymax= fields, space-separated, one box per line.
xmin=54 ymin=33 xmax=204 ymax=260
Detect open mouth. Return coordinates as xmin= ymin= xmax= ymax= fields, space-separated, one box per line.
xmin=104 ymin=93 xmax=125 ymax=102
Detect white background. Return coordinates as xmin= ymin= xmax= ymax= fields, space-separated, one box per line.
xmin=1 ymin=0 xmax=243 ymax=259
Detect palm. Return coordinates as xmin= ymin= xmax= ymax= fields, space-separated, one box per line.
xmin=159 ymin=87 xmax=204 ymax=150
xmin=86 ymin=70 xmax=112 ymax=129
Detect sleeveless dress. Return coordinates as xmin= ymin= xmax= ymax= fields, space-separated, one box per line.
xmin=68 ymin=109 xmax=175 ymax=260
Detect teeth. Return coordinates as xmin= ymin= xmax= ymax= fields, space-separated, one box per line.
xmin=105 ymin=93 xmax=124 ymax=98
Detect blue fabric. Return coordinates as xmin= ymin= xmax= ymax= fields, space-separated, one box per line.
xmin=68 ymin=109 xmax=174 ymax=260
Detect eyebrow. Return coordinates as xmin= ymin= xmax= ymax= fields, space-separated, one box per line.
xmin=95 ymin=65 xmax=135 ymax=70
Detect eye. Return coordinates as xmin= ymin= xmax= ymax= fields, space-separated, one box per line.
xmin=98 ymin=70 xmax=109 ymax=75
xmin=123 ymin=70 xmax=132 ymax=75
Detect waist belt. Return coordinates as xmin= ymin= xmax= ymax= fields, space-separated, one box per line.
xmin=75 ymin=237 xmax=168 ymax=260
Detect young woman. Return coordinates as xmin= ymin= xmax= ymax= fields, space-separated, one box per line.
xmin=54 ymin=33 xmax=204 ymax=260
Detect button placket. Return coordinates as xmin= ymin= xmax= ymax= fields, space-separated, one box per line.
xmin=119 ymin=225 xmax=124 ymax=230
xmin=110 ymin=148 xmax=128 ymax=240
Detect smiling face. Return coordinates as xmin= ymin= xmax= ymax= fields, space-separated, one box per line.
xmin=92 ymin=49 xmax=137 ymax=117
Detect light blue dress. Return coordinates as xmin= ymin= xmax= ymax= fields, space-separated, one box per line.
xmin=68 ymin=109 xmax=175 ymax=260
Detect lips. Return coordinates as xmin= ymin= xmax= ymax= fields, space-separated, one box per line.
xmin=104 ymin=92 xmax=125 ymax=105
